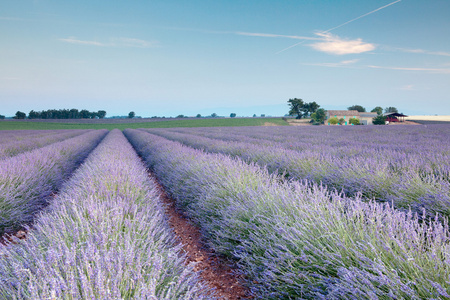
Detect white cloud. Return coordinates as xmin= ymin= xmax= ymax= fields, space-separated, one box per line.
xmin=302 ymin=59 xmax=360 ymax=68
xmin=392 ymin=47 xmax=450 ymax=57
xmin=59 ymin=37 xmax=159 ymax=48
xmin=235 ymin=32 xmax=320 ymax=41
xmin=368 ymin=65 xmax=450 ymax=74
xmin=59 ymin=37 xmax=106 ymax=46
xmin=310 ymin=32 xmax=375 ymax=55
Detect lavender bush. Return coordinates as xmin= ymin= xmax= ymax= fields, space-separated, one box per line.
xmin=142 ymin=125 xmax=450 ymax=220
xmin=0 ymin=129 xmax=209 ymax=299
xmin=0 ymin=129 xmax=107 ymax=234
xmin=0 ymin=130 xmax=88 ymax=160
xmin=125 ymin=128 xmax=450 ymax=299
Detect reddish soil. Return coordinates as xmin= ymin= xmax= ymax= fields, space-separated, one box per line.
xmin=1 ymin=229 xmax=27 ymax=246
xmin=151 ymin=176 xmax=251 ymax=299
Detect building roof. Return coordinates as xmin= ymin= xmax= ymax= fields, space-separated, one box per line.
xmin=327 ymin=110 xmax=360 ymax=117
xmin=360 ymin=112 xmax=378 ymax=118
xmin=383 ymin=112 xmax=408 ymax=117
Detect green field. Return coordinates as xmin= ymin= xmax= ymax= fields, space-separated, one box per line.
xmin=0 ymin=117 xmax=289 ymax=130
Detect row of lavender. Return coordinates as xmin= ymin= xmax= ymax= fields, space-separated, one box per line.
xmin=144 ymin=125 xmax=450 ymax=220
xmin=0 ymin=130 xmax=89 ymax=160
xmin=125 ymin=128 xmax=450 ymax=299
xmin=0 ymin=130 xmax=107 ymax=235
xmin=0 ymin=130 xmax=209 ymax=299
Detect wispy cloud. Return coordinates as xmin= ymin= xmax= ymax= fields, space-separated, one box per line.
xmin=390 ymin=47 xmax=450 ymax=57
xmin=310 ymin=32 xmax=375 ymax=55
xmin=303 ymin=59 xmax=360 ymax=68
xmin=235 ymin=32 xmax=320 ymax=41
xmin=59 ymin=37 xmax=159 ymax=48
xmin=60 ymin=38 xmax=106 ymax=47
xmin=368 ymin=65 xmax=450 ymax=73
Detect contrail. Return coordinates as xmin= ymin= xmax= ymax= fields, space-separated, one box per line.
xmin=324 ymin=0 xmax=402 ymax=33
xmin=276 ymin=0 xmax=402 ymax=54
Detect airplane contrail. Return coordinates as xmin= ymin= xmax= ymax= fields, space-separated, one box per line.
xmin=276 ymin=0 xmax=402 ymax=54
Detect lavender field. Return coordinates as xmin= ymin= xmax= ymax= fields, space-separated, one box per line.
xmin=1 ymin=125 xmax=450 ymax=299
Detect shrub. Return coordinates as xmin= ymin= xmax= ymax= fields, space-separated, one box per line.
xmin=328 ymin=117 xmax=338 ymax=125
xmin=373 ymin=115 xmax=387 ymax=125
xmin=349 ymin=117 xmax=360 ymax=125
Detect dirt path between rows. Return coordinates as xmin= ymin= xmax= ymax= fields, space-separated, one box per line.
xmin=151 ymin=175 xmax=251 ymax=299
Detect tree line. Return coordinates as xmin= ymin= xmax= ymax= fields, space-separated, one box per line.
xmin=11 ymin=109 xmax=107 ymax=119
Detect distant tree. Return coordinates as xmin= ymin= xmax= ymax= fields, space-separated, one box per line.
xmin=338 ymin=118 xmax=346 ymax=125
xmin=97 ymin=110 xmax=107 ymax=119
xmin=253 ymin=114 xmax=257 ymax=117
xmin=311 ymin=108 xmax=326 ymax=124
xmin=28 ymin=110 xmax=39 ymax=119
xmin=261 ymin=114 xmax=265 ymax=117
xmin=302 ymin=101 xmax=320 ymax=117
xmin=176 ymin=114 xmax=185 ymax=118
xmin=347 ymin=105 xmax=366 ymax=112
xmin=328 ymin=117 xmax=338 ymax=125
xmin=79 ymin=109 xmax=90 ymax=119
xmin=230 ymin=113 xmax=237 ymax=118
xmin=196 ymin=114 xmax=202 ymax=118
xmin=211 ymin=113 xmax=218 ymax=118
xmin=0 ymin=115 xmax=5 ymax=119
xmin=384 ymin=107 xmax=398 ymax=113
xmin=371 ymin=106 xmax=383 ymax=115
xmin=69 ymin=109 xmax=80 ymax=119
xmin=349 ymin=117 xmax=360 ymax=125
xmin=14 ymin=111 xmax=26 ymax=119
xmin=373 ymin=115 xmax=387 ymax=125
xmin=288 ymin=98 xmax=305 ymax=119
xmin=128 ymin=111 xmax=136 ymax=118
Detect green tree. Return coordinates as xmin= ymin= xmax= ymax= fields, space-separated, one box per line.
xmin=303 ymin=101 xmax=320 ymax=117
xmin=128 ymin=111 xmax=135 ymax=118
xmin=253 ymin=114 xmax=257 ymax=117
xmin=80 ymin=109 xmax=90 ymax=119
xmin=196 ymin=114 xmax=202 ymax=118
xmin=347 ymin=105 xmax=366 ymax=112
xmin=211 ymin=113 xmax=218 ymax=118
xmin=373 ymin=115 xmax=387 ymax=125
xmin=230 ymin=113 xmax=237 ymax=118
xmin=14 ymin=111 xmax=26 ymax=119
xmin=176 ymin=114 xmax=185 ymax=118
xmin=0 ymin=115 xmax=5 ymax=119
xmin=288 ymin=98 xmax=305 ymax=119
xmin=338 ymin=118 xmax=346 ymax=125
xmin=384 ymin=107 xmax=398 ymax=113
xmin=371 ymin=106 xmax=383 ymax=115
xmin=97 ymin=110 xmax=107 ymax=119
xmin=328 ymin=117 xmax=339 ymax=125
xmin=28 ymin=110 xmax=39 ymax=119
xmin=349 ymin=117 xmax=360 ymax=125
xmin=311 ymin=108 xmax=326 ymax=124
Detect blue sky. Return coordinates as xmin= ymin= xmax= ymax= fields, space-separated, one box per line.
xmin=1 ymin=0 xmax=449 ymax=117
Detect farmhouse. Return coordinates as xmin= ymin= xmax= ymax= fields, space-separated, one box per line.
xmin=325 ymin=110 xmax=360 ymax=125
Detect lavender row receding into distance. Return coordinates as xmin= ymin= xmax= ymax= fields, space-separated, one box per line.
xmin=0 ymin=129 xmax=89 ymax=160
xmin=143 ymin=125 xmax=450 ymax=220
xmin=125 ymin=128 xmax=450 ymax=299
xmin=0 ymin=129 xmax=107 ymax=234
xmin=0 ymin=129 xmax=210 ymax=299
